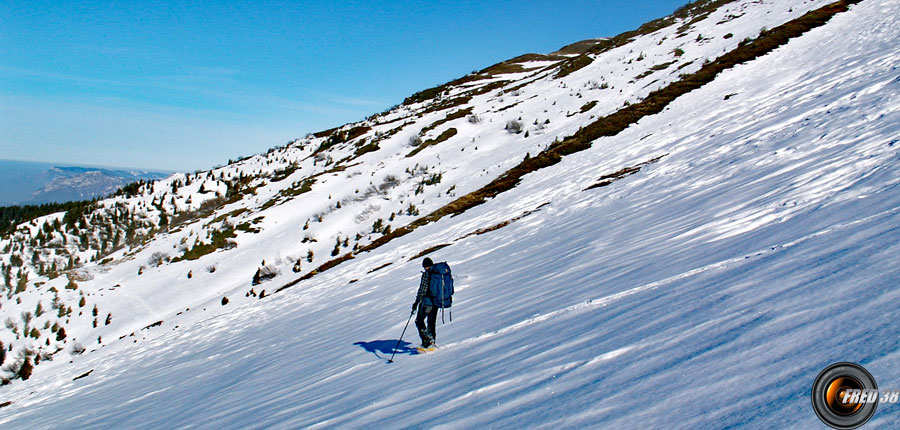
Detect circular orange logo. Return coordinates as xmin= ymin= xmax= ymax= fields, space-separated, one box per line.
xmin=812 ymin=363 xmax=878 ymax=429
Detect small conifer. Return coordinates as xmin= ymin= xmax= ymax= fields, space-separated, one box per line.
xmin=19 ymin=357 xmax=33 ymax=380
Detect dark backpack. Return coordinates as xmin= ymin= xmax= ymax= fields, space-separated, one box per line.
xmin=427 ymin=262 xmax=453 ymax=309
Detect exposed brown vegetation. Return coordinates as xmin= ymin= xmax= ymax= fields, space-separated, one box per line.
xmin=354 ymin=142 xmax=380 ymax=157
xmin=457 ymin=203 xmax=549 ymax=240
xmin=553 ymin=39 xmax=607 ymax=55
xmin=142 ymin=320 xmax=163 ymax=330
xmin=555 ymin=55 xmax=594 ymax=78
xmin=420 ymin=107 xmax=473 ymax=136
xmin=403 ymin=53 xmax=562 ymax=108
xmin=271 ymin=0 xmax=860 ymax=295
xmin=406 ymin=128 xmax=458 ymax=158
xmin=73 ymin=369 xmax=93 ymax=381
xmin=367 ymin=262 xmax=393 ymax=274
xmin=314 ymin=125 xmax=372 ymax=156
xmin=584 ymin=154 xmax=668 ymax=190
xmin=579 ymin=100 xmax=599 ymax=114
xmin=409 ymin=244 xmax=452 ymax=261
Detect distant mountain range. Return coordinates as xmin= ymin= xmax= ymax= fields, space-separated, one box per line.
xmin=0 ymin=160 xmax=171 ymax=206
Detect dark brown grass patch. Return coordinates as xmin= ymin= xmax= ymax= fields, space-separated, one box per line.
xmin=272 ymin=0 xmax=860 ymax=294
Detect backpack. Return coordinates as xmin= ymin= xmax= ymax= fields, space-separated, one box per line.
xmin=427 ymin=262 xmax=453 ymax=309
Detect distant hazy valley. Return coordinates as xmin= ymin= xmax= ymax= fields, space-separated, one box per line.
xmin=0 ymin=160 xmax=170 ymax=206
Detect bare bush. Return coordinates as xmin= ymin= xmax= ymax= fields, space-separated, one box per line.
xmin=71 ymin=342 xmax=85 ymax=355
xmin=148 ymin=252 xmax=170 ymax=267
xmin=355 ymin=204 xmax=381 ymax=223
xmin=169 ymin=209 xmax=198 ymax=227
xmin=349 ymin=185 xmax=380 ymax=203
xmin=4 ymin=359 xmax=20 ymax=376
xmin=379 ymin=175 xmax=401 ymax=192
xmin=198 ymin=196 xmax=226 ymax=214
xmin=505 ymin=120 xmax=524 ymax=134
xmin=4 ymin=318 xmax=17 ymax=333
xmin=252 ymin=265 xmax=279 ymax=285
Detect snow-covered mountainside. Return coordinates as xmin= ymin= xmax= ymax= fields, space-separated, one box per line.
xmin=1 ymin=0 xmax=898 ymax=427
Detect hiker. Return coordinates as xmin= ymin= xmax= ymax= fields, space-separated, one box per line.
xmin=411 ymin=257 xmax=453 ymax=348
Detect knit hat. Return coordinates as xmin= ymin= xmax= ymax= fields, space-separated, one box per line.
xmin=422 ymin=257 xmax=434 ymax=268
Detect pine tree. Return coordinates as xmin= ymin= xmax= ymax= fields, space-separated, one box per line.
xmin=15 ymin=273 xmax=27 ymax=294
xmin=19 ymin=356 xmax=33 ymax=380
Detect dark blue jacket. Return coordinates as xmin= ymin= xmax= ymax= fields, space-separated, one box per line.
xmin=415 ymin=262 xmax=453 ymax=308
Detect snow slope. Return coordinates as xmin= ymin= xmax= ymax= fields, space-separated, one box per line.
xmin=1 ymin=0 xmax=899 ymax=428
xmin=5 ymin=0 xmax=838 ymax=368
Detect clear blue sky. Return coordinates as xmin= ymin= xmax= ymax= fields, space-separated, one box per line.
xmin=1 ymin=0 xmax=690 ymax=172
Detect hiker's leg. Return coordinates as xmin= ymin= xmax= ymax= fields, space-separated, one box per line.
xmin=415 ymin=304 xmax=432 ymax=344
xmin=426 ymin=306 xmax=438 ymax=343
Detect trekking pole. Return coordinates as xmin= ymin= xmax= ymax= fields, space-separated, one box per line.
xmin=387 ymin=310 xmax=415 ymax=363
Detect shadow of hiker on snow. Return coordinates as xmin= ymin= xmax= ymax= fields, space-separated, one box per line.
xmin=354 ymin=340 xmax=418 ymax=360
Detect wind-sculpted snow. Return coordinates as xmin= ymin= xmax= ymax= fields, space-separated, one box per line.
xmin=1 ymin=0 xmax=898 ymax=428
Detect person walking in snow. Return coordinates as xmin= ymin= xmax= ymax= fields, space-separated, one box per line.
xmin=411 ymin=257 xmax=454 ymax=349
